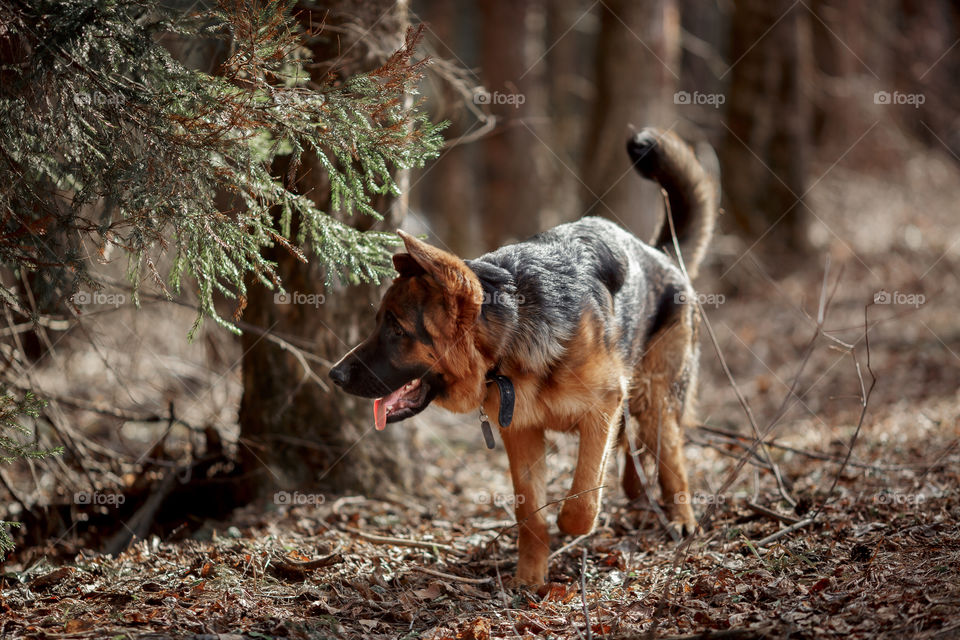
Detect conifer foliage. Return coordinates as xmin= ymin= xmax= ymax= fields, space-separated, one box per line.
xmin=0 ymin=390 xmax=59 ymax=552
xmin=0 ymin=0 xmax=444 ymax=335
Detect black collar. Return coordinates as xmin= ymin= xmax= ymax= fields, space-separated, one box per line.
xmin=486 ymin=369 xmax=515 ymax=428
xmin=479 ymin=368 xmax=515 ymax=450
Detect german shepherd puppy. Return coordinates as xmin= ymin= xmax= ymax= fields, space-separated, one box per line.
xmin=330 ymin=128 xmax=717 ymax=586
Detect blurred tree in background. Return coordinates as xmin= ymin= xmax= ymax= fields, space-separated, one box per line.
xmin=410 ymin=0 xmax=960 ymax=266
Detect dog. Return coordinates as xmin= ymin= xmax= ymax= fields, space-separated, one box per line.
xmin=330 ymin=127 xmax=717 ymax=586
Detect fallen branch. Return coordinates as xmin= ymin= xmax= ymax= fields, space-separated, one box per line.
xmin=746 ymin=501 xmax=801 ymax=525
xmin=756 ymin=517 xmax=816 ymax=547
xmin=409 ymin=565 xmax=492 ymax=584
xmin=344 ymin=526 xmax=466 ymax=556
xmin=695 ymin=424 xmax=911 ymax=472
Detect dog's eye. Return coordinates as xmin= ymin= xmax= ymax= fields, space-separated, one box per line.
xmin=387 ymin=314 xmax=405 ymax=337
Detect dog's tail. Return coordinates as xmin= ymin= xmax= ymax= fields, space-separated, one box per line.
xmin=626 ymin=128 xmax=717 ymax=279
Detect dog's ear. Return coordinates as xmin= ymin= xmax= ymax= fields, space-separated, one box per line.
xmin=396 ymin=230 xmax=483 ymax=322
xmin=392 ymin=253 xmax=425 ymax=277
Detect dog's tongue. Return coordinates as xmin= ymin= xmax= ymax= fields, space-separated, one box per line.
xmin=374 ymin=383 xmax=418 ymax=431
xmin=374 ymin=397 xmax=387 ymax=431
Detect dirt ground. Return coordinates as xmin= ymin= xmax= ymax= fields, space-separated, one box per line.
xmin=1 ymin=149 xmax=959 ymax=639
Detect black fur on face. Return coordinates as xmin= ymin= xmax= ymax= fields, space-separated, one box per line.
xmin=329 ymin=278 xmax=446 ymax=422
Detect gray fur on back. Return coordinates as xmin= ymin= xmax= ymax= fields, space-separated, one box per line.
xmin=466 ymin=217 xmax=690 ymax=377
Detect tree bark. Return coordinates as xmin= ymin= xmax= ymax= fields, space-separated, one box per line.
xmin=238 ymin=0 xmax=413 ymax=497
xmin=478 ymin=0 xmax=543 ymax=248
xmin=720 ymin=0 xmax=813 ymax=270
xmin=580 ymin=0 xmax=680 ymax=234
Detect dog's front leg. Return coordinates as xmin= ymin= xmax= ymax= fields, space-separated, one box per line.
xmin=501 ymin=426 xmax=549 ymax=586
xmin=558 ymin=399 xmax=621 ymax=535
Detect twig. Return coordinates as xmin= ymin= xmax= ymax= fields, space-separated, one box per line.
xmin=270 ymin=553 xmax=342 ymax=579
xmin=756 ymin=517 xmax=815 ymax=547
xmin=746 ymin=501 xmax=801 ymax=525
xmin=3 ymin=379 xmax=204 ymax=432
xmin=809 ymin=303 xmax=877 ymax=521
xmin=694 ymin=424 xmax=924 ymax=471
xmin=344 ymin=527 xmax=466 ymax=556
xmin=686 ymin=434 xmax=772 ymax=470
xmin=409 ymin=565 xmax=492 ymax=584
xmin=580 ymin=548 xmax=593 ymax=640
xmin=549 ymin=531 xmax=595 ymax=560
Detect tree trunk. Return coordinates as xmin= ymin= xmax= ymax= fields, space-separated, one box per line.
xmin=720 ymin=0 xmax=813 ymax=270
xmin=238 ymin=1 xmax=413 ymax=497
xmin=580 ymin=0 xmax=680 ymax=234
xmin=478 ymin=0 xmax=543 ymax=248
xmin=416 ymin=0 xmax=481 ymax=256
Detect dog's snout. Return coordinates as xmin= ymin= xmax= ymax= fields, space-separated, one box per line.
xmin=329 ymin=363 xmax=349 ymax=387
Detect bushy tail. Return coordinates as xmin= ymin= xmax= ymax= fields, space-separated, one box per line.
xmin=626 ymin=128 xmax=717 ymax=279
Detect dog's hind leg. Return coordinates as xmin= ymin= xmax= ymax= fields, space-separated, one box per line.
xmin=557 ymin=393 xmax=623 ymax=536
xmin=501 ymin=427 xmax=550 ymax=586
xmin=631 ymin=312 xmax=699 ymax=537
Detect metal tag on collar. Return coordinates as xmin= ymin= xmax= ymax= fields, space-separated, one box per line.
xmin=478 ymin=407 xmax=496 ymax=449
xmin=489 ymin=373 xmax=515 ymax=427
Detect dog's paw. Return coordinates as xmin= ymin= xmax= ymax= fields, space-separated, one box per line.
xmin=509 ymin=565 xmax=547 ymax=589
xmin=665 ymin=506 xmax=699 ymax=541
xmin=557 ymin=500 xmax=598 ymax=536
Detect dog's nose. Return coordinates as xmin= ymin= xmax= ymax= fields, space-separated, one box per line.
xmin=329 ymin=364 xmax=349 ymax=387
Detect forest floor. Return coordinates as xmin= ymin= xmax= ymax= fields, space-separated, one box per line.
xmin=2 ymin=150 xmax=960 ymax=639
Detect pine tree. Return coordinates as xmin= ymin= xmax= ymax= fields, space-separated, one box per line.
xmin=0 ymin=0 xmax=443 ymax=334
xmin=0 ymin=391 xmax=60 ymax=552
xmin=0 ymin=0 xmax=444 ymax=542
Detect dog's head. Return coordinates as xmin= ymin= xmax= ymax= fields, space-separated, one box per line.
xmin=329 ymin=231 xmax=490 ymax=429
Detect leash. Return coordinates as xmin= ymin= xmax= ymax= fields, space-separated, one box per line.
xmin=478 ymin=368 xmax=515 ymax=449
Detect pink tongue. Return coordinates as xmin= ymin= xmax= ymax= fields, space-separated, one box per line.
xmin=374 ymin=398 xmax=387 ymax=431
